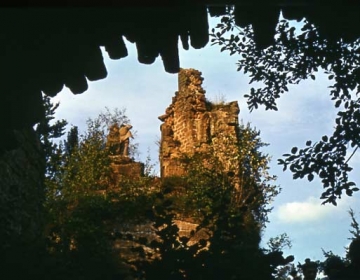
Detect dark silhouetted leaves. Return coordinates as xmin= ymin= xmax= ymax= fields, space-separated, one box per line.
xmin=210 ymin=8 xmax=360 ymax=204
xmin=308 ymin=173 xmax=314 ymax=182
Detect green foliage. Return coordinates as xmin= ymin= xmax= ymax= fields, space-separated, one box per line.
xmin=237 ymin=123 xmax=280 ymax=225
xmin=172 ymin=123 xmax=279 ymax=227
xmin=129 ymin=184 xmax=270 ymax=280
xmin=183 ymin=124 xmax=283 ymax=279
xmin=33 ymin=95 xmax=122 ymax=280
xmin=267 ymin=233 xmax=292 ymax=253
xmin=35 ymin=94 xmax=67 ymax=178
xmin=348 ymin=208 xmax=360 ymax=240
xmin=64 ymin=126 xmax=79 ymax=157
xmin=210 ymin=9 xmax=360 ymax=204
xmin=320 ymin=253 xmax=346 ymax=280
xmin=126 ymin=123 xmax=288 ymax=280
xmin=265 ymin=233 xmax=294 ymax=280
xmin=42 ymin=112 xmax=115 ymax=278
xmin=316 ymin=211 xmax=360 ymax=279
xmin=127 ymin=194 xmax=208 ymax=280
xmin=37 ymin=100 xmax=290 ymax=279
xmin=41 ymin=106 xmax=156 ymax=279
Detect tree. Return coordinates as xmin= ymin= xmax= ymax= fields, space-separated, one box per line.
xmin=174 ymin=123 xmax=279 ymax=228
xmin=127 ymin=122 xmax=291 ymax=280
xmin=64 ymin=126 xmax=79 ymax=157
xmin=43 ymin=107 xmax=158 ymax=279
xmin=1 ymin=95 xmax=68 ymax=280
xmin=348 ymin=208 xmax=360 ymax=241
xmin=265 ymin=233 xmax=294 ymax=280
xmin=210 ymin=9 xmax=360 ymax=204
xmin=38 ymin=100 xmax=293 ymax=279
xmin=44 ymin=107 xmax=138 ymax=204
xmin=35 ymin=94 xmax=68 ymax=179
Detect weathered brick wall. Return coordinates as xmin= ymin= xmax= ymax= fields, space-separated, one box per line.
xmin=159 ymin=68 xmax=240 ymax=178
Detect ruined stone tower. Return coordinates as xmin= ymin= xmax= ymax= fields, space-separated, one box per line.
xmin=158 ymin=68 xmax=240 ymax=178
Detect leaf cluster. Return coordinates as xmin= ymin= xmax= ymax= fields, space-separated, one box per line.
xmin=210 ymin=10 xmax=360 ymax=203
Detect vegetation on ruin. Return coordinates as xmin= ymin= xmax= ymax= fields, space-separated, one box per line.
xmin=121 ymin=123 xmax=293 ymax=280
xmin=15 ymin=95 xmax=358 ymax=280
xmin=33 ymin=96 xmax=157 ymax=279
xmin=26 ymin=95 xmax=298 ymax=279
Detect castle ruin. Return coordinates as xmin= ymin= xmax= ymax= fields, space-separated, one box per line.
xmin=108 ymin=68 xmax=243 ymax=252
xmin=158 ymin=68 xmax=240 ymax=178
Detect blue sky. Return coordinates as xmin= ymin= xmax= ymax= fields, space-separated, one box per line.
xmin=52 ymin=17 xmax=360 ymax=265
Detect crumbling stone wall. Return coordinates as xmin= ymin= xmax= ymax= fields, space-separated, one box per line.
xmin=159 ymin=68 xmax=240 ymax=178
xmin=110 ymin=156 xmax=144 ymax=182
xmin=110 ymin=69 xmax=242 ymax=264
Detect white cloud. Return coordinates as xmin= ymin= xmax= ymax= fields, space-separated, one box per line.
xmin=276 ymin=196 xmax=352 ymax=224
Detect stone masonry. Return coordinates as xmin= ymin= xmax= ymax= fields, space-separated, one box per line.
xmin=110 ymin=155 xmax=144 ymax=181
xmin=108 ymin=69 xmax=242 ymax=267
xmin=158 ymin=68 xmax=240 ymax=178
